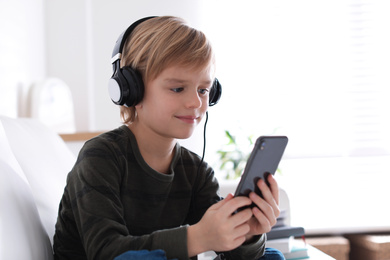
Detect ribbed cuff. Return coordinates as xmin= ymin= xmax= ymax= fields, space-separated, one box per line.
xmin=152 ymin=225 xmax=189 ymax=260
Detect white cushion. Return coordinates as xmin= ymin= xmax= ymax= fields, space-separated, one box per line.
xmin=0 ymin=160 xmax=54 ymax=260
xmin=0 ymin=121 xmax=53 ymax=260
xmin=0 ymin=116 xmax=76 ymax=242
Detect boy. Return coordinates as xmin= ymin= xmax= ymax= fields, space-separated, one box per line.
xmin=53 ymin=16 xmax=282 ymax=260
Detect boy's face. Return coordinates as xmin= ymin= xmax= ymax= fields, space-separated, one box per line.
xmin=135 ymin=64 xmax=214 ymax=140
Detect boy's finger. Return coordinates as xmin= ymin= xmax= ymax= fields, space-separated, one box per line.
xmin=252 ymin=180 xmax=280 ymax=219
xmin=267 ymin=174 xmax=279 ymax=204
xmin=257 ymin=178 xmax=277 ymax=207
xmin=231 ymin=207 xmax=252 ymax=226
xmin=255 ymin=179 xmax=270 ymax=201
xmin=209 ymin=193 xmax=234 ymax=210
xmin=221 ymin=196 xmax=252 ymax=215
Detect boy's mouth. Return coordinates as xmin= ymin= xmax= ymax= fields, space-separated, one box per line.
xmin=175 ymin=115 xmax=200 ymax=124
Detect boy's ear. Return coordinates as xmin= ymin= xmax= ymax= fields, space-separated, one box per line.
xmin=134 ymin=100 xmax=143 ymax=109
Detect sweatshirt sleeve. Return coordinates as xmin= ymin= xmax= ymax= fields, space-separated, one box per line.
xmin=221 ymin=234 xmax=266 ymax=260
xmin=54 ymin=139 xmax=190 ymax=260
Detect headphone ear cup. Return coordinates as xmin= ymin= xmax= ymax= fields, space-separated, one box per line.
xmin=209 ymin=78 xmax=222 ymax=106
xmin=119 ymin=66 xmax=145 ymax=107
xmin=108 ymin=66 xmax=144 ymax=107
xmin=108 ymin=73 xmax=126 ymax=106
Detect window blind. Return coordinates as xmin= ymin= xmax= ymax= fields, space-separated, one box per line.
xmin=346 ymin=0 xmax=390 ymax=157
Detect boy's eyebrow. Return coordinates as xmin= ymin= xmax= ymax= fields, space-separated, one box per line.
xmin=164 ymin=78 xmax=213 ymax=86
xmin=164 ymin=78 xmax=187 ymax=84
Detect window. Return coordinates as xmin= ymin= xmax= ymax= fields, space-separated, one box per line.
xmin=199 ymin=0 xmax=390 ymax=160
xmin=195 ymin=0 xmax=390 ymax=233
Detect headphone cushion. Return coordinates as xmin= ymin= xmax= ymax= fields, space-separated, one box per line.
xmin=209 ymin=78 xmax=222 ymax=106
xmin=120 ymin=67 xmax=145 ymax=107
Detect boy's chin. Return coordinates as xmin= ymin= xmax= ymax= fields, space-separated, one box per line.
xmin=175 ymin=130 xmax=196 ymax=140
xmin=176 ymin=133 xmax=194 ymax=140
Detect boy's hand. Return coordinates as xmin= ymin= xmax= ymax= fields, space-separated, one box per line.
xmin=187 ymin=194 xmax=253 ymax=256
xmin=245 ymin=174 xmax=280 ymax=240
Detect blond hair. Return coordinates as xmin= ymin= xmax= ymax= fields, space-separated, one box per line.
xmin=119 ymin=16 xmax=215 ymax=124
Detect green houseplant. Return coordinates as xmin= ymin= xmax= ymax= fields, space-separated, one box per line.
xmin=216 ymin=130 xmax=283 ymax=180
xmin=216 ymin=130 xmax=255 ymax=180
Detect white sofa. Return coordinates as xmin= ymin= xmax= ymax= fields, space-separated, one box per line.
xmin=0 ymin=116 xmax=75 ymax=260
xmin=0 ymin=116 xmax=291 ymax=260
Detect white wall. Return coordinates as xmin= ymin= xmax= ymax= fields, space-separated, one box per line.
xmin=0 ymin=0 xmax=46 ymax=118
xmin=44 ymin=0 xmax=91 ymax=131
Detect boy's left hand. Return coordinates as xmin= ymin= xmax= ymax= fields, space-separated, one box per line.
xmin=245 ymin=174 xmax=280 ymax=240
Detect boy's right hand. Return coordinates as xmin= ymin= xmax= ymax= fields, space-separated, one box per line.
xmin=187 ymin=194 xmax=253 ymax=257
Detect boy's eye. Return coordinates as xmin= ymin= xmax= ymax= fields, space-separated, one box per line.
xmin=171 ymin=87 xmax=184 ymax=93
xmin=198 ymin=88 xmax=209 ymax=95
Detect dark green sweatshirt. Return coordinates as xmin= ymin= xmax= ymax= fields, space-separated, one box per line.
xmin=53 ymin=125 xmax=265 ymax=260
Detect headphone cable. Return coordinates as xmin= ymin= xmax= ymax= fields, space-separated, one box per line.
xmin=199 ymin=111 xmax=208 ymax=167
xmin=192 ymin=111 xmax=209 ymax=213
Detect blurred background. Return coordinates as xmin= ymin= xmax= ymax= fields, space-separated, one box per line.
xmin=1 ymin=0 xmax=389 ymax=235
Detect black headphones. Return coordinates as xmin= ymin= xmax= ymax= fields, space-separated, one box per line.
xmin=108 ymin=16 xmax=222 ymax=107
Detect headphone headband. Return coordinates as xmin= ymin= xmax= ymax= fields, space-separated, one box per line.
xmin=111 ymin=16 xmax=157 ymax=65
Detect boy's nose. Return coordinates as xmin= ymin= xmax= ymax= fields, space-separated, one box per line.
xmin=185 ymin=91 xmax=202 ymax=108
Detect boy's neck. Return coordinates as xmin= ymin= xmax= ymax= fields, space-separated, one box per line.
xmin=127 ymin=123 xmax=176 ymax=174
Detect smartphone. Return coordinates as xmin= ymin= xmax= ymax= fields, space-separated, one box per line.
xmin=234 ymin=136 xmax=288 ymax=200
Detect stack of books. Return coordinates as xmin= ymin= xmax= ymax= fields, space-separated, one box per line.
xmin=266 ymin=234 xmax=308 ymax=259
xmin=266 ymin=211 xmax=308 ymax=259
